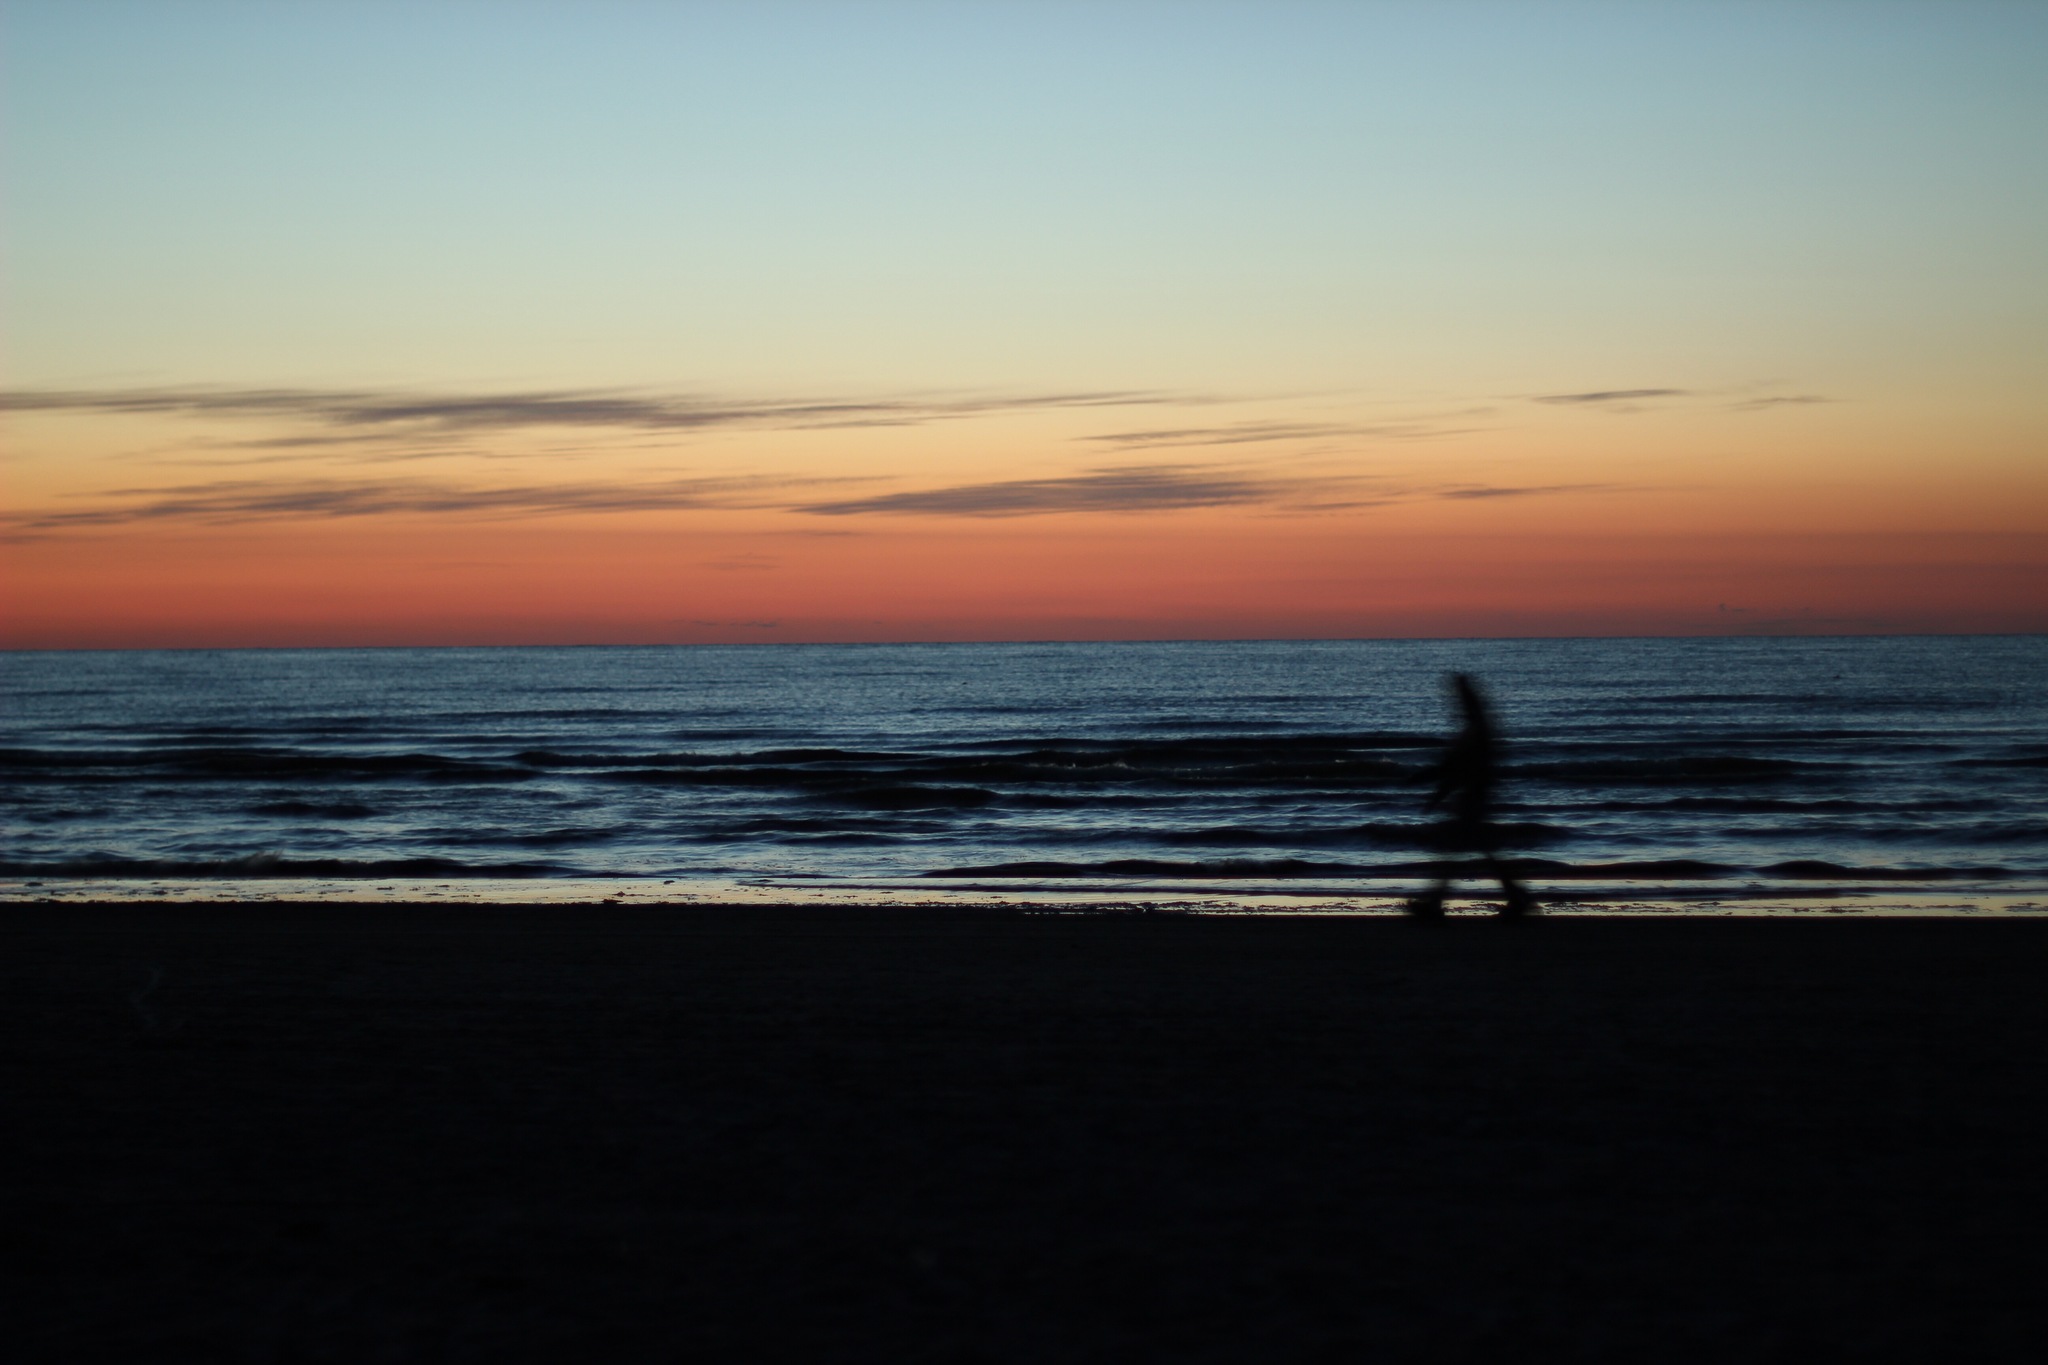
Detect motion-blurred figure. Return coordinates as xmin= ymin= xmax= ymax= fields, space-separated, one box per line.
xmin=1408 ymin=674 xmax=1535 ymax=917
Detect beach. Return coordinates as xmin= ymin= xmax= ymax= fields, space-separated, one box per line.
xmin=6 ymin=904 xmax=2044 ymax=1361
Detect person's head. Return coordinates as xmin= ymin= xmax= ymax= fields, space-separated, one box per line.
xmin=1450 ymin=673 xmax=1489 ymax=722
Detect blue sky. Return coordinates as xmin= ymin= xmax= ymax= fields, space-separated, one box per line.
xmin=10 ymin=0 xmax=2043 ymax=394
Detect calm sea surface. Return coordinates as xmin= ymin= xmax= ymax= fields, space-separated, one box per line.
xmin=3 ymin=638 xmax=2045 ymax=902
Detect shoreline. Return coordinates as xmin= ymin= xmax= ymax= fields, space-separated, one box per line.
xmin=6 ymin=873 xmax=2045 ymax=915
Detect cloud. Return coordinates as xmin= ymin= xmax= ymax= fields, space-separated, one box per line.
xmin=1530 ymin=387 xmax=1832 ymax=415
xmin=1435 ymin=483 xmax=1615 ymax=501
xmin=1729 ymin=394 xmax=1830 ymax=411
xmin=797 ymin=465 xmax=1292 ymax=517
xmin=0 ymin=383 xmax=1192 ymax=442
xmin=1082 ymin=420 xmax=1449 ymax=450
xmin=1532 ymin=389 xmax=1688 ymax=406
xmin=796 ymin=469 xmax=1615 ymax=518
xmin=7 ymin=463 xmax=1626 ymax=531
xmin=13 ymin=474 xmax=796 ymax=528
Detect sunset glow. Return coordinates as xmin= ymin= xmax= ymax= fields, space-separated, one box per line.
xmin=6 ymin=1 xmax=2044 ymax=646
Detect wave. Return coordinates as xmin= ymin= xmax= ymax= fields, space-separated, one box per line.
xmin=545 ymin=740 xmax=1432 ymax=794
xmin=0 ymin=854 xmax=561 ymax=878
xmin=924 ymin=858 xmax=1382 ymax=879
xmin=1756 ymin=860 xmax=2021 ymax=880
xmin=493 ymin=827 xmax=621 ymax=848
xmin=805 ymin=784 xmax=998 ymax=810
xmin=20 ymin=735 xmax=1888 ymax=799
xmin=246 ymin=800 xmax=378 ymax=818
xmin=1573 ymin=796 xmax=1993 ymax=815
xmin=920 ymin=856 xmax=2027 ymax=882
xmin=0 ymin=747 xmax=535 ymax=782
xmin=921 ymin=857 xmax=1737 ymax=880
xmin=691 ymin=815 xmax=947 ymax=837
xmin=1152 ymin=820 xmax=1567 ymax=849
xmin=1632 ymin=693 xmax=1865 ymax=705
xmin=514 ymin=747 xmax=911 ymax=768
xmin=1518 ymin=755 xmax=1814 ymax=784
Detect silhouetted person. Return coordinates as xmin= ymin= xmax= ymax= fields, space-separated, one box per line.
xmin=1407 ymin=674 xmax=1535 ymax=917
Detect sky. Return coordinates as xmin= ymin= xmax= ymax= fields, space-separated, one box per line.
xmin=4 ymin=0 xmax=2044 ymax=647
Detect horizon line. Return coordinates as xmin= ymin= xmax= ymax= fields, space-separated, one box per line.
xmin=4 ymin=629 xmax=2042 ymax=655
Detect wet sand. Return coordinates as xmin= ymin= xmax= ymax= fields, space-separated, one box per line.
xmin=5 ymin=905 xmax=2044 ymax=1362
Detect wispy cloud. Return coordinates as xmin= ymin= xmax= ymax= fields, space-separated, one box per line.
xmin=1081 ymin=420 xmax=1452 ymax=450
xmin=9 ymin=380 xmax=1830 ymax=461
xmin=0 ymin=384 xmax=1193 ymax=441
xmin=1436 ymin=483 xmax=1616 ymax=500
xmin=1532 ymin=388 xmax=1689 ymax=406
xmin=797 ymin=465 xmax=1285 ymax=517
xmin=1531 ymin=387 xmax=1833 ymax=415
xmin=7 ymin=464 xmax=1628 ymax=531
xmin=796 ymin=469 xmax=1617 ymax=518
xmin=3 ymin=378 xmax=1663 ymax=530
xmin=1728 ymin=394 xmax=1830 ymax=411
xmin=13 ymin=474 xmax=807 ymax=529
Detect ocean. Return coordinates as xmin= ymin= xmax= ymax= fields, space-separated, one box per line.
xmin=4 ymin=637 xmax=2044 ymax=910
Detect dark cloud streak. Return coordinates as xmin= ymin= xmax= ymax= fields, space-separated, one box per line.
xmin=15 ymin=475 xmax=803 ymax=528
xmin=1532 ymin=389 xmax=1688 ymax=406
xmin=799 ymin=470 xmax=1618 ymax=518
xmin=0 ymin=384 xmax=1192 ymax=439
xmin=9 ymin=466 xmax=1624 ymax=530
xmin=1436 ymin=483 xmax=1615 ymax=500
xmin=1083 ymin=420 xmax=1448 ymax=450
xmin=797 ymin=466 xmax=1280 ymax=517
xmin=1730 ymin=394 xmax=1829 ymax=411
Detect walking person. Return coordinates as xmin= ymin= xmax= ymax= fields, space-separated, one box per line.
xmin=1407 ymin=673 xmax=1535 ymax=917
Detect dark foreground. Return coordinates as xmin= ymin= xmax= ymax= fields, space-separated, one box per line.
xmin=4 ymin=907 xmax=2044 ymax=1363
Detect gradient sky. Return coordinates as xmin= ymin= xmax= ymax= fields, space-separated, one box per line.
xmin=4 ymin=0 xmax=2044 ymax=646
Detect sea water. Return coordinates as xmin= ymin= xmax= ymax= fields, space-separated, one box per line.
xmin=3 ymin=637 xmax=2044 ymax=908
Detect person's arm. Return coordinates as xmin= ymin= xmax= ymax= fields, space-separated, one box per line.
xmin=1424 ymin=740 xmax=1462 ymax=809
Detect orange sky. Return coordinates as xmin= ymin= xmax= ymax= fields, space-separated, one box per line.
xmin=7 ymin=377 xmax=2045 ymax=646
xmin=6 ymin=3 xmax=2044 ymax=646
xmin=9 ymin=494 xmax=2042 ymax=648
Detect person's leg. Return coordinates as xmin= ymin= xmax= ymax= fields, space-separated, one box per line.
xmin=1484 ymin=853 xmax=1536 ymax=915
xmin=1405 ymin=876 xmax=1449 ymax=918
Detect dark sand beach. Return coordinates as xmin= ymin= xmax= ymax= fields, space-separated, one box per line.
xmin=5 ymin=905 xmax=2045 ymax=1362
